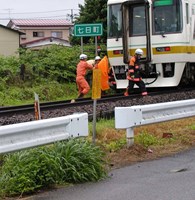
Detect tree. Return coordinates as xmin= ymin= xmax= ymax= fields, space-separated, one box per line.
xmin=72 ymin=0 xmax=108 ymax=44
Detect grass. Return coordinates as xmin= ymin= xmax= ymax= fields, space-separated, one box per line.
xmin=0 ymin=82 xmax=78 ymax=106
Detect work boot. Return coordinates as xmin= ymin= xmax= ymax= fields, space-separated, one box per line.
xmin=142 ymin=91 xmax=148 ymax=96
xmin=124 ymin=89 xmax=129 ymax=96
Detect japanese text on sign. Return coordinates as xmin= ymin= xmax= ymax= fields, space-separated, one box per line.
xmin=74 ymin=23 xmax=103 ymax=37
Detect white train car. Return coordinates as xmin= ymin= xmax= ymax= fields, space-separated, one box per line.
xmin=107 ymin=0 xmax=195 ymax=89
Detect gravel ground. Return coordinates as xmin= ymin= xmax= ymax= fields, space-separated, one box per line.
xmin=1 ymin=90 xmax=195 ymax=125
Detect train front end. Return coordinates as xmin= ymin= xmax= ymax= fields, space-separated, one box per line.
xmin=107 ymin=0 xmax=195 ymax=89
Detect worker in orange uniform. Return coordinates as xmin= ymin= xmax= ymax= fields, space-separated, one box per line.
xmin=76 ymin=54 xmax=94 ymax=98
xmin=94 ymin=55 xmax=110 ymax=95
xmin=94 ymin=56 xmax=101 ymax=69
xmin=124 ymin=49 xmax=148 ymax=96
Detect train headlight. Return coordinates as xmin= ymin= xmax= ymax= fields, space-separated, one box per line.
xmin=113 ymin=50 xmax=123 ymax=55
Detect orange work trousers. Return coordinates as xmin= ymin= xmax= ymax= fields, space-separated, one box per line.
xmin=76 ymin=76 xmax=90 ymax=95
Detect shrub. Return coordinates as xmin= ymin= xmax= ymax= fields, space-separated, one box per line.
xmin=0 ymin=139 xmax=107 ymax=198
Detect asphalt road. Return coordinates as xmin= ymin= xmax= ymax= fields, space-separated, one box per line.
xmin=26 ymin=148 xmax=195 ymax=200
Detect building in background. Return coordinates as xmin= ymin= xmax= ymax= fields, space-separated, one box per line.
xmin=0 ymin=24 xmax=23 ymax=56
xmin=21 ymin=36 xmax=71 ymax=50
xmin=7 ymin=19 xmax=73 ymax=48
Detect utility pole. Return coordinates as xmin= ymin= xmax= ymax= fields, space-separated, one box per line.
xmin=67 ymin=9 xmax=78 ymax=23
xmin=70 ymin=9 xmax=74 ymax=23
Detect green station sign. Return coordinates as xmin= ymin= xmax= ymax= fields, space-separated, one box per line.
xmin=74 ymin=23 xmax=103 ymax=37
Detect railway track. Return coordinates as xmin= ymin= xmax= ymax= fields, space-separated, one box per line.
xmin=0 ymin=87 xmax=195 ymax=125
xmin=0 ymin=91 xmax=144 ymax=116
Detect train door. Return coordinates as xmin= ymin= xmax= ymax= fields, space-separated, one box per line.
xmin=121 ymin=1 xmax=151 ymax=64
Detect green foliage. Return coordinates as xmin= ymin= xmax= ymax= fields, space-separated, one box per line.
xmin=0 ymin=78 xmax=7 ymax=91
xmin=189 ymin=124 xmax=195 ymax=130
xmin=135 ymin=131 xmax=160 ymax=148
xmin=0 ymin=45 xmax=81 ymax=87
xmin=0 ymin=81 xmax=78 ymax=106
xmin=0 ymin=43 xmax=108 ymax=106
xmin=18 ymin=45 xmax=81 ymax=83
xmin=105 ymin=138 xmax=127 ymax=152
xmin=0 ymin=55 xmax=20 ymax=74
xmin=33 ymin=81 xmax=77 ymax=101
xmin=53 ymin=139 xmax=107 ymax=183
xmin=73 ymin=0 xmax=108 ymax=44
xmin=89 ymin=118 xmax=115 ymax=134
xmin=0 ymin=56 xmax=20 ymax=85
xmin=0 ymin=139 xmax=107 ymax=198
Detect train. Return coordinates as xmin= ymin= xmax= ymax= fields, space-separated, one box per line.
xmin=107 ymin=0 xmax=195 ymax=89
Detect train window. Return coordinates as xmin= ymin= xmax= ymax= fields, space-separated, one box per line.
xmin=153 ymin=0 xmax=182 ymax=34
xmin=108 ymin=4 xmax=122 ymax=38
xmin=130 ymin=6 xmax=146 ymax=36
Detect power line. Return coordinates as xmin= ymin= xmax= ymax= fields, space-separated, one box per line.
xmin=0 ymin=15 xmax=79 ymax=22
xmin=0 ymin=15 xmax=73 ymax=19
xmin=0 ymin=9 xmax=79 ymax=15
xmin=0 ymin=9 xmax=79 ymax=23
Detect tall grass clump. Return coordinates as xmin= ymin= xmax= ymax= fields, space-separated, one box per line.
xmin=0 ymin=139 xmax=107 ymax=198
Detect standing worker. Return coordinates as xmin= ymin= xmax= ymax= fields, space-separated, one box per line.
xmin=94 ymin=56 xmax=101 ymax=69
xmin=124 ymin=49 xmax=148 ymax=96
xmin=76 ymin=54 xmax=94 ymax=98
xmin=94 ymin=55 xmax=110 ymax=95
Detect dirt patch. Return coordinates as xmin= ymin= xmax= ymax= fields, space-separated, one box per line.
xmin=105 ymin=117 xmax=195 ymax=169
xmin=107 ymin=144 xmax=193 ymax=169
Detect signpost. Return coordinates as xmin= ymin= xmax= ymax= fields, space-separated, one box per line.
xmin=34 ymin=92 xmax=41 ymax=120
xmin=74 ymin=23 xmax=103 ymax=37
xmin=74 ymin=23 xmax=103 ymax=144
xmin=74 ymin=23 xmax=103 ymax=55
xmin=92 ymin=69 xmax=101 ymax=144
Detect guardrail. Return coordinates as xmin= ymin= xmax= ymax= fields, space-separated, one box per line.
xmin=0 ymin=112 xmax=88 ymax=154
xmin=115 ymin=99 xmax=195 ymax=147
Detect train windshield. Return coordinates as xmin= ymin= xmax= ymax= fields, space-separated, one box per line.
xmin=153 ymin=0 xmax=182 ymax=34
xmin=108 ymin=0 xmax=182 ymax=38
xmin=108 ymin=4 xmax=122 ymax=38
xmin=130 ymin=6 xmax=146 ymax=36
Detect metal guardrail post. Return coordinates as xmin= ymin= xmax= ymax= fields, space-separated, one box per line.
xmin=126 ymin=128 xmax=134 ymax=147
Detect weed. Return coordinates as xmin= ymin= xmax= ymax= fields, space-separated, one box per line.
xmin=135 ymin=131 xmax=160 ymax=148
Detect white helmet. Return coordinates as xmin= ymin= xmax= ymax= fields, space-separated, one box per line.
xmin=135 ymin=49 xmax=143 ymax=55
xmin=79 ymin=54 xmax=87 ymax=60
xmin=95 ymin=56 xmax=101 ymax=61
